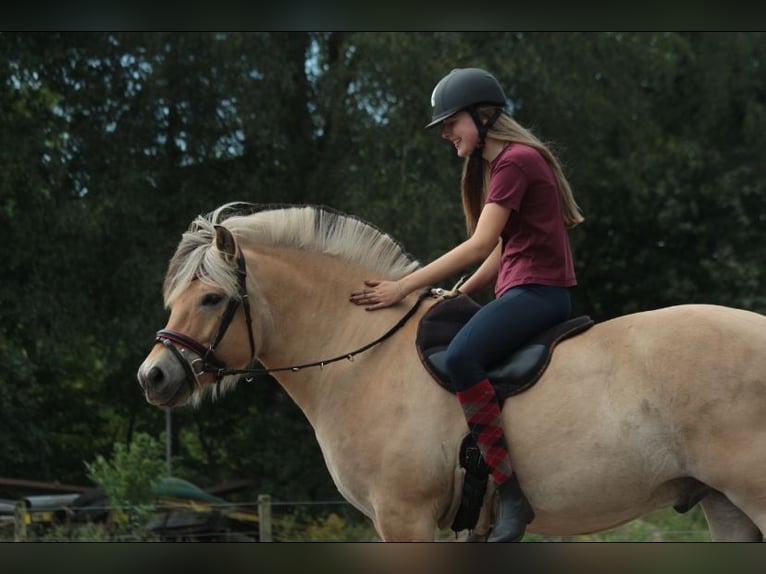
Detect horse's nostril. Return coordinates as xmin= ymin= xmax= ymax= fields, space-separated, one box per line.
xmin=147 ymin=365 xmax=164 ymax=386
xmin=138 ymin=365 xmax=165 ymax=390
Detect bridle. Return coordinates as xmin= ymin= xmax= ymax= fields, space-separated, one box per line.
xmin=155 ymin=250 xmax=255 ymax=385
xmin=154 ymin=249 xmax=429 ymax=387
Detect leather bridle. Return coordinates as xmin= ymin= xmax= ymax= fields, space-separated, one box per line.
xmin=155 ymin=250 xmax=255 ymax=385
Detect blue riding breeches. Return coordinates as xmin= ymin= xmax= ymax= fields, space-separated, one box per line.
xmin=444 ymin=284 xmax=572 ymax=392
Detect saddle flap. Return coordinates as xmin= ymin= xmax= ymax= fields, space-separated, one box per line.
xmin=429 ymin=344 xmax=546 ymax=387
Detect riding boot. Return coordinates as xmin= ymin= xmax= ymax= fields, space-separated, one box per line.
xmin=455 ymin=378 xmax=534 ymax=542
xmin=487 ymin=473 xmax=535 ymax=542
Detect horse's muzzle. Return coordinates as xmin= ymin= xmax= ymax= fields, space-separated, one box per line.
xmin=137 ymin=348 xmax=196 ymax=407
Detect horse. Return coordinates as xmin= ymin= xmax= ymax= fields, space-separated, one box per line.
xmin=137 ymin=202 xmax=766 ymax=542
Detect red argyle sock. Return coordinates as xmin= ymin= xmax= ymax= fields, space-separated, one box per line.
xmin=456 ymin=378 xmax=513 ymax=485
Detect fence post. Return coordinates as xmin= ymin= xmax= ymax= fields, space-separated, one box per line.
xmin=257 ymin=494 xmax=272 ymax=542
xmin=14 ymin=500 xmax=28 ymax=542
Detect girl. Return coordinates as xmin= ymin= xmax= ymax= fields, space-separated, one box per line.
xmin=350 ymin=67 xmax=583 ymax=542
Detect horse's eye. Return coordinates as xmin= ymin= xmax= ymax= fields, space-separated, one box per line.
xmin=201 ymin=293 xmax=224 ymax=307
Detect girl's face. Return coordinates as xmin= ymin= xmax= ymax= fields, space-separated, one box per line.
xmin=441 ymin=111 xmax=479 ymax=158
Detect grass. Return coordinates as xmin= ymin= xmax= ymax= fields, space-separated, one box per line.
xmin=524 ymin=506 xmax=710 ymax=542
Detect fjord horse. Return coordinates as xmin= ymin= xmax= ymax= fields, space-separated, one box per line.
xmin=137 ymin=203 xmax=766 ymax=541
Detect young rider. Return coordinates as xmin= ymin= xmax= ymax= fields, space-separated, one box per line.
xmin=350 ymin=67 xmax=583 ymax=542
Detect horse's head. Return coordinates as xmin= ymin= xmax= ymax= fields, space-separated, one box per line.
xmin=137 ymin=223 xmax=257 ymax=407
xmin=138 ymin=202 xmax=422 ymax=408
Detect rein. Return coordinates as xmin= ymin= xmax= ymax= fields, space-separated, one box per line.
xmin=222 ymin=289 xmax=430 ymax=378
xmin=155 ymin=248 xmax=430 ymax=384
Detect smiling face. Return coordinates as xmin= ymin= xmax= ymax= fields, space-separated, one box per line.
xmin=441 ymin=111 xmax=479 ymax=158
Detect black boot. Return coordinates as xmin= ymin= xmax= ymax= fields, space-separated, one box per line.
xmin=487 ymin=474 xmax=535 ymax=542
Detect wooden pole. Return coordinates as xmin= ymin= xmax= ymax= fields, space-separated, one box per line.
xmin=257 ymin=494 xmax=272 ymax=542
xmin=14 ymin=500 xmax=28 ymax=542
xmin=165 ymin=407 xmax=172 ymax=476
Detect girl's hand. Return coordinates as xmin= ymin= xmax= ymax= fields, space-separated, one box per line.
xmin=431 ymin=287 xmax=460 ymax=299
xmin=349 ymin=279 xmax=405 ymax=311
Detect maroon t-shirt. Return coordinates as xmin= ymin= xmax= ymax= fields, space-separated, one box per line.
xmin=486 ymin=143 xmax=577 ymax=297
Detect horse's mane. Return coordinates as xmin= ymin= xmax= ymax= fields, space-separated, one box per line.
xmin=163 ymin=202 xmax=421 ymax=307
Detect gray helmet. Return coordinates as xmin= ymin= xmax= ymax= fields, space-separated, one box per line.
xmin=426 ymin=67 xmax=507 ymax=129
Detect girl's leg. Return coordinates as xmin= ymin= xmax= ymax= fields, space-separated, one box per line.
xmin=445 ymin=285 xmax=570 ymax=541
xmin=446 ymin=285 xmax=571 ymax=391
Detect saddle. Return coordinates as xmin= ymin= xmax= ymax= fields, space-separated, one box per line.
xmin=416 ymin=293 xmax=594 ymax=404
xmin=416 ymin=293 xmax=594 ymax=535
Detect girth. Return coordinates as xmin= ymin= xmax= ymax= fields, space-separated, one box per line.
xmin=416 ymin=294 xmax=593 ymax=404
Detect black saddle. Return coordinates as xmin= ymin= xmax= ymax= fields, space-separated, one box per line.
xmin=416 ymin=294 xmax=593 ymax=404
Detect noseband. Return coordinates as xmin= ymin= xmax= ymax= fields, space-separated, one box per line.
xmin=156 ymin=250 xmax=256 ymax=384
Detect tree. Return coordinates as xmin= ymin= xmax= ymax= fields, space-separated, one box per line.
xmin=85 ymin=432 xmax=165 ymax=513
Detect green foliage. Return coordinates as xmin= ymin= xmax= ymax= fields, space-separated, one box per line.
xmin=34 ymin=522 xmax=115 ymax=542
xmin=527 ymin=506 xmax=709 ymax=542
xmin=279 ymin=511 xmax=378 ymax=542
xmin=84 ymin=432 xmax=165 ymax=520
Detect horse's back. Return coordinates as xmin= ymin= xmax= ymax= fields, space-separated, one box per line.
xmin=502 ymin=303 xmax=766 ymax=535
xmin=566 ymin=303 xmax=766 ymax=376
xmin=520 ymin=303 xmax=766 ymax=432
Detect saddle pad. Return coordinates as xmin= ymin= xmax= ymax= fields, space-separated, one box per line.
xmin=416 ymin=294 xmax=593 ymax=403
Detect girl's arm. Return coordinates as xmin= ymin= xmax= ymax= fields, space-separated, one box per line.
xmin=350 ymin=202 xmax=510 ymax=310
xmin=457 ymin=241 xmax=500 ymax=297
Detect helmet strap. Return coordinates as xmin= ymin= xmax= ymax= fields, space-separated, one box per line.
xmin=468 ymin=106 xmax=504 ymax=157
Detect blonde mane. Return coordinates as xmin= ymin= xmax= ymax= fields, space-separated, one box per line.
xmin=163 ymin=203 xmax=421 ymax=307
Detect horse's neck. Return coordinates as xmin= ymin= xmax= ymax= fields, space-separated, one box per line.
xmin=246 ymin=244 xmax=400 ymax=417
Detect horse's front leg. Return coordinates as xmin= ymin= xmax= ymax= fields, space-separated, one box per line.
xmin=365 ymin=455 xmax=453 ymax=541
xmin=373 ymin=506 xmax=437 ymax=541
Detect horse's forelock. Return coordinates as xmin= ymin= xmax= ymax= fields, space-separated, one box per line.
xmin=162 ymin=216 xmax=239 ymax=308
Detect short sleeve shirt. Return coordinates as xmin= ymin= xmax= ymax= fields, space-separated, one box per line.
xmin=486 ymin=143 xmax=577 ymax=297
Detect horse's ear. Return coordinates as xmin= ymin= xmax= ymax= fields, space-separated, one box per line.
xmin=213 ymin=225 xmax=238 ymax=261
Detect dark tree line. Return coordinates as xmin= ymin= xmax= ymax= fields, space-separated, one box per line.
xmin=1 ymin=32 xmax=764 ymax=500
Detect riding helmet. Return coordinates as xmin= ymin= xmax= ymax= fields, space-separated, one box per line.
xmin=426 ymin=67 xmax=507 ymax=129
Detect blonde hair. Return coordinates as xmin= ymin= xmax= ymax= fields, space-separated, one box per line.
xmin=460 ymin=106 xmax=584 ymax=235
